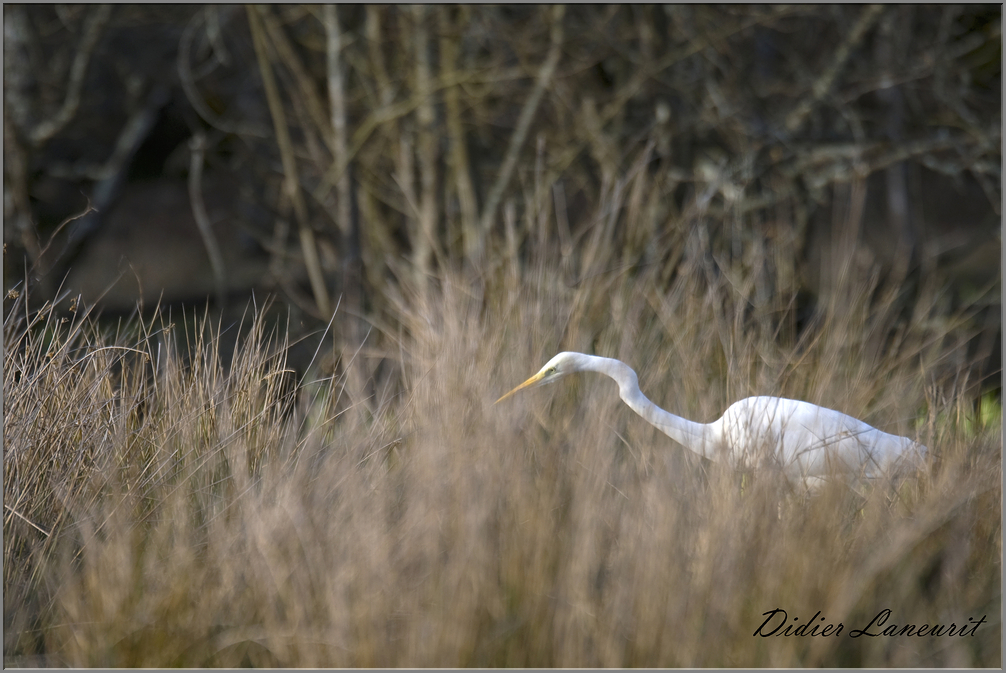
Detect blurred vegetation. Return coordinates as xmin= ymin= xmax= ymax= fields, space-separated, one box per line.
xmin=2 ymin=4 xmax=1002 ymax=667
xmin=3 ymin=5 xmax=1000 ymax=388
xmin=2 ymin=260 xmax=1000 ymax=666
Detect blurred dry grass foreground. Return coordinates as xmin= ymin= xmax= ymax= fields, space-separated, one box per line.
xmin=2 ymin=4 xmax=1001 ymax=668
xmin=3 ymin=257 xmax=1000 ymax=666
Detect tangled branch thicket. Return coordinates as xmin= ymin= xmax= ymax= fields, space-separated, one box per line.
xmin=2 ymin=4 xmax=1001 ymax=667
xmin=4 ymin=7 xmax=1000 ymax=324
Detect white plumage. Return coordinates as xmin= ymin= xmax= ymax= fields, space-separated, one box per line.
xmin=497 ymin=352 xmax=927 ymax=488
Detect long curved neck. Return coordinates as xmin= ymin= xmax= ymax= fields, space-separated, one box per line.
xmin=586 ymin=356 xmax=718 ymax=461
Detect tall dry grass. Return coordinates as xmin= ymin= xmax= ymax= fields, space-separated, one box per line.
xmin=4 ymin=6 xmax=999 ymax=666
xmin=4 ymin=231 xmax=999 ymax=667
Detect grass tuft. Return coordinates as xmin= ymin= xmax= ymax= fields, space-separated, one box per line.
xmin=3 ymin=255 xmax=1000 ymax=667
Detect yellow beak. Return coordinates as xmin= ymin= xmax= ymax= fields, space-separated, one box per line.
xmin=495 ymin=370 xmax=547 ymax=404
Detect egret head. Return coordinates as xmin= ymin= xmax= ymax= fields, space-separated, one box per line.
xmin=495 ymin=352 xmax=584 ymax=404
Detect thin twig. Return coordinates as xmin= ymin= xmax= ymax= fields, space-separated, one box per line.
xmin=476 ymin=5 xmax=565 ymax=260
xmin=440 ymin=6 xmax=479 ymax=260
xmin=247 ymin=4 xmax=331 ymax=317
xmin=262 ymin=6 xmax=334 ymax=153
xmin=29 ymin=5 xmax=111 ymax=145
xmin=324 ymin=5 xmax=352 ymax=241
xmin=187 ymin=132 xmax=228 ymax=308
xmin=4 ymin=504 xmax=51 ymax=538
xmin=411 ymin=5 xmax=442 ymax=291
xmin=784 ymin=5 xmax=886 ymax=133
xmin=179 ymin=8 xmax=269 ymax=138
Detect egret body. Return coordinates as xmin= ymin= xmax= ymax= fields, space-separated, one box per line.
xmin=497 ymin=352 xmax=927 ymax=488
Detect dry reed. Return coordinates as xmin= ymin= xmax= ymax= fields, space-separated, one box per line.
xmin=3 ymin=241 xmax=1000 ymax=667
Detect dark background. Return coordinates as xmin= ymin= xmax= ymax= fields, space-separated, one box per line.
xmin=3 ymin=4 xmax=1000 ymax=391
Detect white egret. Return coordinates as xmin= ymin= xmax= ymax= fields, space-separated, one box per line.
xmin=497 ymin=352 xmax=927 ymax=488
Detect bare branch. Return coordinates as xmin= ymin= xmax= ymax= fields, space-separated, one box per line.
xmin=187 ymin=133 xmax=227 ymax=308
xmin=179 ymin=8 xmax=269 ymax=139
xmin=263 ymin=6 xmax=334 ymax=154
xmin=784 ymin=5 xmax=885 ymax=134
xmin=247 ymin=4 xmax=331 ymax=317
xmin=477 ymin=5 xmax=565 ymax=260
xmin=324 ymin=5 xmax=351 ymax=237
xmin=439 ymin=6 xmax=479 ymax=260
xmin=411 ymin=5 xmax=442 ymax=290
xmin=29 ymin=4 xmax=111 ymax=146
